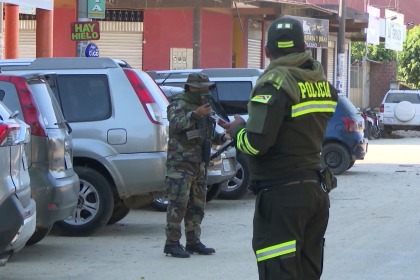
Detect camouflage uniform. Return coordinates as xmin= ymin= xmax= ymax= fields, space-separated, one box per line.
xmin=165 ymin=91 xmax=225 ymax=246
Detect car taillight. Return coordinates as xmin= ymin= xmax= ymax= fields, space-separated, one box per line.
xmin=379 ymin=104 xmax=384 ymax=113
xmin=0 ymin=123 xmax=20 ymax=146
xmin=123 ymin=69 xmax=163 ymax=125
xmin=11 ymin=76 xmax=46 ymax=137
xmin=342 ymin=117 xmax=359 ymax=132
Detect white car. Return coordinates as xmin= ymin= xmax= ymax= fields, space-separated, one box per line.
xmin=379 ymin=90 xmax=420 ymax=134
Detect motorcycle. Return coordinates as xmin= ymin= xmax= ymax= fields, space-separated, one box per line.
xmin=361 ymin=107 xmax=381 ymax=140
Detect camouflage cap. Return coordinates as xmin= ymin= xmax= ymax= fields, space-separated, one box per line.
xmin=185 ymin=73 xmax=215 ymax=89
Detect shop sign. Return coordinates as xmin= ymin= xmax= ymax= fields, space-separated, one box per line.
xmin=70 ymin=22 xmax=101 ymax=41
xmin=88 ymin=0 xmax=106 ymax=19
xmin=85 ymin=43 xmax=100 ymax=57
xmin=284 ymin=16 xmax=329 ymax=49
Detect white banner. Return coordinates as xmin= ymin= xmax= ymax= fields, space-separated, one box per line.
xmin=385 ymin=22 xmax=404 ymax=51
xmin=0 ymin=0 xmax=53 ymax=10
xmin=367 ymin=6 xmax=380 ymax=45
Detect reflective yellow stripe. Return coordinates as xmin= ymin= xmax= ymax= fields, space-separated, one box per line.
xmin=236 ymin=128 xmax=259 ymax=155
xmin=273 ymin=76 xmax=283 ymax=89
xmin=277 ymin=41 xmax=294 ymax=48
xmin=291 ymin=101 xmax=337 ymax=118
xmin=256 ymin=240 xmax=296 ymax=262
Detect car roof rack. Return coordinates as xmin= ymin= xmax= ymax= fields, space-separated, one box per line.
xmin=0 ymin=57 xmax=131 ymax=71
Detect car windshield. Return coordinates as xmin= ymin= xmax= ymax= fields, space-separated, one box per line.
xmin=384 ymin=92 xmax=420 ymax=104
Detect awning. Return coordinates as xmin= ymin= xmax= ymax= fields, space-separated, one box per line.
xmin=1 ymin=0 xmax=53 ymax=11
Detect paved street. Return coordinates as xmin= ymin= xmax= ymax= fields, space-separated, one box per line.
xmin=2 ymin=133 xmax=420 ymax=280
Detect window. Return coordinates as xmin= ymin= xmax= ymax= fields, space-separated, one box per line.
xmin=385 ymin=93 xmax=420 ymax=104
xmin=0 ymin=90 xmax=4 ymax=101
xmin=215 ymin=82 xmax=252 ymax=115
xmin=54 ymin=75 xmax=111 ymax=122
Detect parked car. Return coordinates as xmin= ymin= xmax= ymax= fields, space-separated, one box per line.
xmin=150 ymin=69 xmax=368 ymax=179
xmin=0 ymin=58 xmax=236 ymax=233
xmin=0 ymin=72 xmax=79 ymax=244
xmin=149 ymin=85 xmax=236 ymax=211
xmin=0 ymin=100 xmax=36 ymax=266
xmin=322 ymin=97 xmax=368 ymax=175
xmin=379 ymin=89 xmax=420 ymax=135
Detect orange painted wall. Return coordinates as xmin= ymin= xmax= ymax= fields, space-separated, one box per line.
xmin=53 ymin=7 xmax=77 ymax=57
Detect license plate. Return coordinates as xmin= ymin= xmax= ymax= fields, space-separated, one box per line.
xmin=222 ymin=159 xmax=231 ymax=172
xmin=64 ymin=152 xmax=73 ymax=169
xmin=22 ymin=153 xmax=28 ymax=170
xmin=384 ymin=117 xmax=394 ymax=123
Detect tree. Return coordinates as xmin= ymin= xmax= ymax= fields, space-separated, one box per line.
xmin=351 ymin=42 xmax=395 ymax=63
xmin=398 ymin=25 xmax=420 ymax=88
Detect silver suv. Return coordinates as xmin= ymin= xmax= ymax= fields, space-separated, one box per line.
xmin=0 ymin=58 xmax=235 ymax=235
xmin=0 ymin=101 xmax=36 ymax=266
xmin=0 ymin=72 xmax=79 ymax=244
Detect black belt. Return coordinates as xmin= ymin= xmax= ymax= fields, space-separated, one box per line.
xmin=249 ymin=170 xmax=321 ymax=195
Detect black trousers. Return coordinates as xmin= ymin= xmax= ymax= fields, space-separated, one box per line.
xmin=252 ymin=180 xmax=329 ymax=280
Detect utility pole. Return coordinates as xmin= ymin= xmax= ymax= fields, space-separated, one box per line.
xmin=337 ymin=0 xmax=346 ymax=97
xmin=193 ymin=3 xmax=202 ymax=69
xmin=77 ymin=0 xmax=90 ymax=57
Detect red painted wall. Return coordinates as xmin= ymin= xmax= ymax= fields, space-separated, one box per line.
xmin=201 ymin=12 xmax=232 ymax=68
xmin=306 ymin=0 xmax=419 ymax=30
xmin=53 ymin=8 xmax=76 ymax=57
xmin=143 ymin=10 xmax=233 ymax=71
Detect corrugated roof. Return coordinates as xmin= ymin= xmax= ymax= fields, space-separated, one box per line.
xmin=238 ymin=0 xmax=336 ymax=14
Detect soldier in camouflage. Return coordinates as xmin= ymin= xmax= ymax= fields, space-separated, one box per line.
xmin=163 ymin=73 xmax=230 ymax=258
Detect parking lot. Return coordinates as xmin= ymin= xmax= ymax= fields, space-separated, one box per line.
xmin=2 ymin=133 xmax=420 ymax=280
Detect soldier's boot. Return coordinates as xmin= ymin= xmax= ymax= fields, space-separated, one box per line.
xmin=164 ymin=242 xmax=190 ymax=258
xmin=185 ymin=242 xmax=216 ymax=255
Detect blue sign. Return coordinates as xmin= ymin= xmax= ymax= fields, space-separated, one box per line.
xmin=85 ymin=43 xmax=99 ymax=57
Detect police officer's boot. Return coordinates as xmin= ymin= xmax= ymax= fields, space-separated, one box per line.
xmin=164 ymin=242 xmax=190 ymax=258
xmin=185 ymin=242 xmax=216 ymax=255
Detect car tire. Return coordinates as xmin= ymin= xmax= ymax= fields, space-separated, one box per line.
xmin=54 ymin=166 xmax=114 ymax=237
xmin=218 ymin=153 xmax=250 ymax=200
xmin=25 ymin=226 xmax=52 ymax=246
xmin=206 ymin=183 xmax=222 ymax=203
xmin=347 ymin=160 xmax=356 ymax=170
xmin=322 ymin=143 xmax=351 ymax=175
xmin=150 ymin=198 xmax=169 ymax=212
xmin=107 ymin=197 xmax=131 ymax=225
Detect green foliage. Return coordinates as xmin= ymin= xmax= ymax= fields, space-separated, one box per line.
xmin=398 ymin=25 xmax=420 ymax=88
xmin=351 ymin=42 xmax=395 ymax=63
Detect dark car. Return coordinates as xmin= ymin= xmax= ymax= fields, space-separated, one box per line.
xmin=322 ymin=97 xmax=368 ymax=175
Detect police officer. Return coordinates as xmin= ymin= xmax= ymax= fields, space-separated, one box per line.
xmin=164 ymin=73 xmax=230 ymax=258
xmin=222 ymin=17 xmax=338 ymax=279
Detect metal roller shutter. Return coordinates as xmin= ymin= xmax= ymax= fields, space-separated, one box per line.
xmin=327 ymin=41 xmax=335 ymax=85
xmin=18 ymin=20 xmax=36 ymax=59
xmin=247 ymin=39 xmax=261 ymax=69
xmin=95 ymin=21 xmax=143 ymax=70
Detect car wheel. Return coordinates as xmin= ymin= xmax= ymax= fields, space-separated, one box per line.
xmin=54 ymin=166 xmax=114 ymax=237
xmin=218 ymin=153 xmax=250 ymax=200
xmin=322 ymin=143 xmax=351 ymax=175
xmin=206 ymin=183 xmax=222 ymax=203
xmin=107 ymin=196 xmax=131 ymax=225
xmin=150 ymin=198 xmax=169 ymax=212
xmin=347 ymin=160 xmax=356 ymax=170
xmin=25 ymin=226 xmax=52 ymax=246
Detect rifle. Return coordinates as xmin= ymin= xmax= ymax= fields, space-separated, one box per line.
xmin=196 ymin=94 xmax=236 ymax=187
